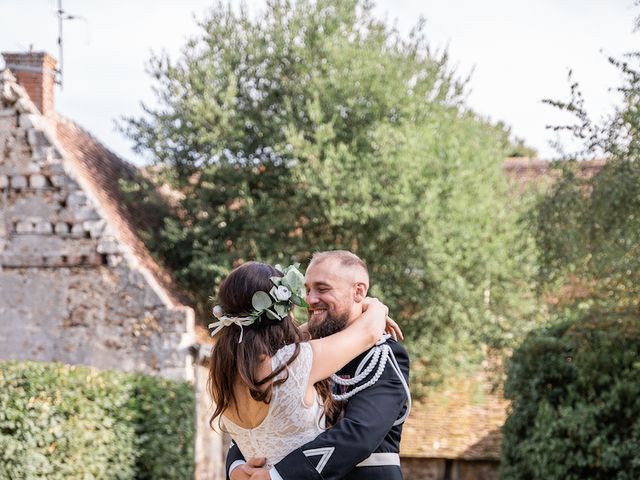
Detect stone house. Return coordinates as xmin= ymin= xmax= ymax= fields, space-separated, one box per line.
xmin=0 ymin=51 xmax=225 ymax=479
xmin=0 ymin=50 xmax=195 ymax=379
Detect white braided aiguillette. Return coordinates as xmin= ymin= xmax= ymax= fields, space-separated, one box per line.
xmin=331 ymin=345 xmax=390 ymax=401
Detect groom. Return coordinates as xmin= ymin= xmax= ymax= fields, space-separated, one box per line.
xmin=227 ymin=250 xmax=411 ymax=480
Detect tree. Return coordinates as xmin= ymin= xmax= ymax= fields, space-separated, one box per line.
xmin=534 ymin=41 xmax=640 ymax=317
xmin=124 ymin=0 xmax=538 ymax=387
xmin=502 ymin=13 xmax=640 ymax=477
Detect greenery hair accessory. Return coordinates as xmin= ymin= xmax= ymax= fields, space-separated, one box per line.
xmin=209 ymin=264 xmax=308 ymax=342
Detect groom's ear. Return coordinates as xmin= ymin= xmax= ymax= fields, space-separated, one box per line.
xmin=353 ymin=281 xmax=368 ymax=303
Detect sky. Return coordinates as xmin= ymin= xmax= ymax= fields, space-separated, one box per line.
xmin=0 ymin=0 xmax=638 ymax=165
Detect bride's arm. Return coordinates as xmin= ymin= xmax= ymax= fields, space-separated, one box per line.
xmin=300 ymin=316 xmax=402 ymax=341
xmin=307 ymin=297 xmax=387 ymax=385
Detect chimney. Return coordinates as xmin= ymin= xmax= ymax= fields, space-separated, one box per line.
xmin=1 ymin=51 xmax=58 ymax=116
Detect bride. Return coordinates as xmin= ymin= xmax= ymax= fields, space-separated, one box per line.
xmin=207 ymin=261 xmax=391 ymax=468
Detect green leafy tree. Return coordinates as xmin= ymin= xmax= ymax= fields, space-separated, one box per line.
xmin=503 ymin=12 xmax=640 ymax=478
xmin=534 ymin=45 xmax=640 ymax=316
xmin=124 ymin=0 xmax=538 ymax=387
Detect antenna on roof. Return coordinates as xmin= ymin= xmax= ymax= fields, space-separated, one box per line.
xmin=55 ymin=0 xmax=87 ymax=89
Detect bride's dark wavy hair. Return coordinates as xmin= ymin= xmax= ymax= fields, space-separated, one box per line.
xmin=208 ymin=262 xmax=343 ymax=429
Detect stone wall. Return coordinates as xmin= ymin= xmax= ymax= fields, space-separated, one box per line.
xmin=195 ymin=361 xmax=230 ymax=480
xmin=0 ymin=267 xmax=190 ymax=378
xmin=0 ymin=71 xmax=192 ymax=380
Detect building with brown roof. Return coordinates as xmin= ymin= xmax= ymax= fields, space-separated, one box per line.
xmin=0 ymin=51 xmax=229 ymax=479
xmin=0 ymin=51 xmax=196 ymax=378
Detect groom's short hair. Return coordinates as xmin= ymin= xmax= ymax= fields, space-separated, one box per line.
xmin=309 ymin=250 xmax=369 ymax=282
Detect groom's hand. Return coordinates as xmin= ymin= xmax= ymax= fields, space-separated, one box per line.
xmin=249 ymin=469 xmax=271 ymax=480
xmin=230 ymin=457 xmax=266 ymax=480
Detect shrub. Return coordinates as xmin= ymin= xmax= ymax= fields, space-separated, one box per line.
xmin=501 ymin=312 xmax=640 ymax=480
xmin=0 ymin=362 xmax=194 ymax=480
xmin=132 ymin=374 xmax=196 ymax=479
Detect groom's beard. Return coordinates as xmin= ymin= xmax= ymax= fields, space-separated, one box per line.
xmin=308 ymin=309 xmax=351 ymax=339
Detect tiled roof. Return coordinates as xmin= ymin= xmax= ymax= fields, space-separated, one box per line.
xmin=502 ymin=156 xmax=606 ymax=184
xmin=400 ymin=375 xmax=508 ymax=461
xmin=52 ymin=114 xmax=192 ymax=308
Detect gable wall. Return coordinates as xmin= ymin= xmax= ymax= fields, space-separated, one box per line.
xmin=0 ymin=80 xmax=193 ymax=380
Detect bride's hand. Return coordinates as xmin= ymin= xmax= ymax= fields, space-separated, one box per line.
xmin=360 ymin=297 xmax=388 ymax=339
xmin=362 ymin=297 xmax=403 ymax=341
xmin=385 ymin=314 xmax=404 ymax=341
xmin=361 ymin=297 xmax=388 ymax=316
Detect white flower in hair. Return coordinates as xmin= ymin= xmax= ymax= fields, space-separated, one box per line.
xmin=274 ymin=285 xmax=292 ymax=301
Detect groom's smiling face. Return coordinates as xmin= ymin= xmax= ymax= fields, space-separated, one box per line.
xmin=304 ymin=257 xmax=367 ymax=339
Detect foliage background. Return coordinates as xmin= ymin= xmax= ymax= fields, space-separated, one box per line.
xmin=533 ymin=50 xmax=640 ymax=318
xmin=502 ymin=13 xmax=640 ymax=478
xmin=123 ymin=0 xmax=541 ymax=391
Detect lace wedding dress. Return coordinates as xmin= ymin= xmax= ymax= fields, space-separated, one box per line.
xmin=222 ymin=342 xmax=326 ymax=465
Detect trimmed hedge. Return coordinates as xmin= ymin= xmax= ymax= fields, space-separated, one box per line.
xmin=0 ymin=361 xmax=195 ymax=479
xmin=501 ymin=312 xmax=640 ymax=480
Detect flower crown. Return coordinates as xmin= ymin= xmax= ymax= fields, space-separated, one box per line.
xmin=209 ymin=264 xmax=308 ymax=342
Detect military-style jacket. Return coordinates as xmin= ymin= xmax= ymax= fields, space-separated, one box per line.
xmin=226 ymin=338 xmax=410 ymax=480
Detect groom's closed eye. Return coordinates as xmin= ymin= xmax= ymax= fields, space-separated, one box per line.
xmin=307 ymin=283 xmax=331 ymax=294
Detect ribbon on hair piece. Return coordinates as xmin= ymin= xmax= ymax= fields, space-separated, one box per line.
xmin=208 ymin=307 xmax=256 ymax=342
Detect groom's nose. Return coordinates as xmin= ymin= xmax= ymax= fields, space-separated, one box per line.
xmin=306 ymin=289 xmax=319 ymax=305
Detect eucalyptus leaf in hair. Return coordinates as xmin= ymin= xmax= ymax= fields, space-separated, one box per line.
xmin=252 ymin=291 xmax=273 ymax=311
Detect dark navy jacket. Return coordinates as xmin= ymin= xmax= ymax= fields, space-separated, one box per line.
xmin=225 ymin=338 xmax=410 ymax=480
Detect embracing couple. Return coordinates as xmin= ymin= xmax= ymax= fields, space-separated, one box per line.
xmin=208 ymin=250 xmax=411 ymax=480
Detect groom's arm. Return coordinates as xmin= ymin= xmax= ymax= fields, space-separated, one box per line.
xmin=226 ymin=441 xmax=249 ymax=480
xmin=271 ymin=341 xmax=410 ymax=480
